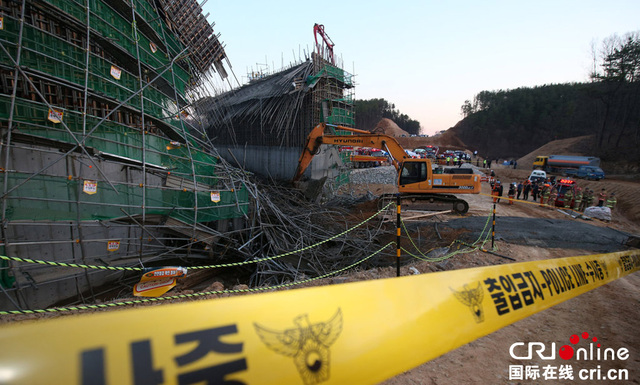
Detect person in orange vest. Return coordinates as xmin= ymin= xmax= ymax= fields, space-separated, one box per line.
xmin=492 ymin=181 xmax=500 ymax=203
xmin=598 ymin=188 xmax=607 ymax=207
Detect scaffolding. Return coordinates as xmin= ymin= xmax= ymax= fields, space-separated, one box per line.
xmin=0 ymin=0 xmax=250 ymax=310
xmin=201 ymin=50 xmax=356 ymax=189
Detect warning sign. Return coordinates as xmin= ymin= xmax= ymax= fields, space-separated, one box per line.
xmin=133 ymin=277 xmax=177 ymax=297
xmin=110 ymin=65 xmax=122 ymax=80
xmin=107 ymin=240 xmax=120 ymax=252
xmin=211 ymin=191 xmax=221 ymax=202
xmin=47 ymin=108 xmax=63 ymax=123
xmin=83 ymin=180 xmax=97 ymax=195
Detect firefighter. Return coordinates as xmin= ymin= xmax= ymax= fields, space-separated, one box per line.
xmin=574 ymin=187 xmax=583 ymax=212
xmin=585 ymin=188 xmax=595 ymax=210
xmin=508 ymin=182 xmax=516 ymax=205
xmin=540 ymin=183 xmax=550 ymax=207
xmin=598 ymin=188 xmax=607 ymax=207
xmin=548 ymin=186 xmax=558 ymax=209
xmin=606 ymin=192 xmax=617 ymax=210
xmin=564 ymin=187 xmax=574 ymax=209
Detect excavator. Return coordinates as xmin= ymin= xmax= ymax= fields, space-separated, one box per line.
xmin=293 ymin=123 xmax=481 ymax=214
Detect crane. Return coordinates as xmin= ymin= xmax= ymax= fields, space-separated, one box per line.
xmin=313 ymin=23 xmax=335 ymax=64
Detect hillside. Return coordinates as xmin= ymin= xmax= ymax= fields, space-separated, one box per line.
xmin=516 ymin=135 xmax=595 ymax=168
xmin=451 ymin=82 xmax=640 ymax=166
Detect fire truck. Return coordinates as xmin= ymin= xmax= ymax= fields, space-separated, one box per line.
xmin=554 ymin=178 xmax=577 ymax=208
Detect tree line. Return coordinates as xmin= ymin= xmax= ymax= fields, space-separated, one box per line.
xmin=455 ymin=31 xmax=640 ymax=165
xmin=354 ymin=98 xmax=421 ymax=135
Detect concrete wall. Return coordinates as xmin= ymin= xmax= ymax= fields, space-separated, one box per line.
xmin=218 ymin=145 xmax=343 ymax=181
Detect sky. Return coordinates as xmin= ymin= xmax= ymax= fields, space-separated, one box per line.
xmin=203 ymin=0 xmax=639 ymax=136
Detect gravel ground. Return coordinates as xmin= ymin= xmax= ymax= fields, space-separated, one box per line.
xmin=440 ymin=216 xmax=634 ymax=253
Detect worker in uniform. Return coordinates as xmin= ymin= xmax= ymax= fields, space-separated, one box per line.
xmin=497 ymin=180 xmax=504 ymax=203
xmin=508 ymin=183 xmax=516 ymax=205
xmin=598 ymin=188 xmax=607 ymax=207
xmin=532 ymin=182 xmax=539 ymax=201
xmin=516 ymin=181 xmax=523 ymax=200
xmin=573 ymin=187 xmax=583 ymax=212
xmin=606 ymin=193 xmax=617 ymax=210
xmin=584 ymin=188 xmax=595 ymax=210
xmin=548 ymin=186 xmax=558 ymax=209
xmin=564 ymin=187 xmax=574 ymax=209
xmin=492 ymin=181 xmax=500 ymax=203
xmin=523 ymin=180 xmax=531 ymax=200
xmin=540 ymin=183 xmax=550 ymax=207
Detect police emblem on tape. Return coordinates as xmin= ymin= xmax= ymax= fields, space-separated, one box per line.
xmin=254 ymin=309 xmax=342 ymax=385
xmin=452 ymin=282 xmax=485 ymax=323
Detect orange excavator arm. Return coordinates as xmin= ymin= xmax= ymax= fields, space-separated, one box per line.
xmin=293 ymin=123 xmax=411 ymax=181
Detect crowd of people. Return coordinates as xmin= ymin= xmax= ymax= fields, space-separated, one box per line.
xmin=490 ymin=175 xmax=618 ymax=212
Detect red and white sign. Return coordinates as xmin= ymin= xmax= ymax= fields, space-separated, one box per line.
xmin=110 ymin=65 xmax=122 ymax=80
xmin=107 ymin=240 xmax=120 ymax=252
xmin=47 ymin=108 xmax=63 ymax=124
xmin=83 ymin=180 xmax=97 ymax=195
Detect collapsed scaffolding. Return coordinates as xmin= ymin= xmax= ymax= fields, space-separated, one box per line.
xmin=0 ymin=0 xmax=251 ymax=310
xmin=0 ymin=0 xmax=398 ymax=313
xmin=200 ymin=24 xmax=356 ymax=186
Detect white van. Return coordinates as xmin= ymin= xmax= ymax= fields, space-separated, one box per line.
xmin=528 ymin=170 xmax=547 ymax=183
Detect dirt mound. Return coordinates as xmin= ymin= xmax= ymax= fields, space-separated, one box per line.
xmin=517 ymin=135 xmax=595 ymax=167
xmin=372 ymin=118 xmax=409 ymax=137
xmin=396 ymin=130 xmax=468 ymax=151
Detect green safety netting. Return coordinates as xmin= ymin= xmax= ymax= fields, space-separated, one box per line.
xmin=0 ymin=89 xmax=239 ymax=178
xmin=3 ymin=172 xmax=248 ymax=223
xmin=306 ymin=64 xmax=354 ymax=87
xmin=35 ymin=0 xmax=190 ymax=91
xmin=325 ymin=107 xmax=355 ymax=126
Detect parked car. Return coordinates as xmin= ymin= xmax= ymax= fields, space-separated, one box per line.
xmin=528 ymin=170 xmax=547 ymax=183
xmin=564 ymin=166 xmax=605 ymax=180
xmin=404 ymin=150 xmax=420 ymax=158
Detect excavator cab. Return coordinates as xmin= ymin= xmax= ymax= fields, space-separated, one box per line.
xmin=399 ymin=160 xmax=429 ymax=185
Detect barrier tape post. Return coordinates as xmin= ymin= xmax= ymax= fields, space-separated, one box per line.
xmin=491 ymin=202 xmax=496 ymax=249
xmin=396 ymin=193 xmax=401 ymax=277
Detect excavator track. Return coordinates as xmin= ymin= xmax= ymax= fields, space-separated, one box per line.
xmin=378 ymin=193 xmax=470 ymax=214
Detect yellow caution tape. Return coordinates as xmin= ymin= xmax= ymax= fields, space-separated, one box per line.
xmin=0 ymin=250 xmax=638 ymax=385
